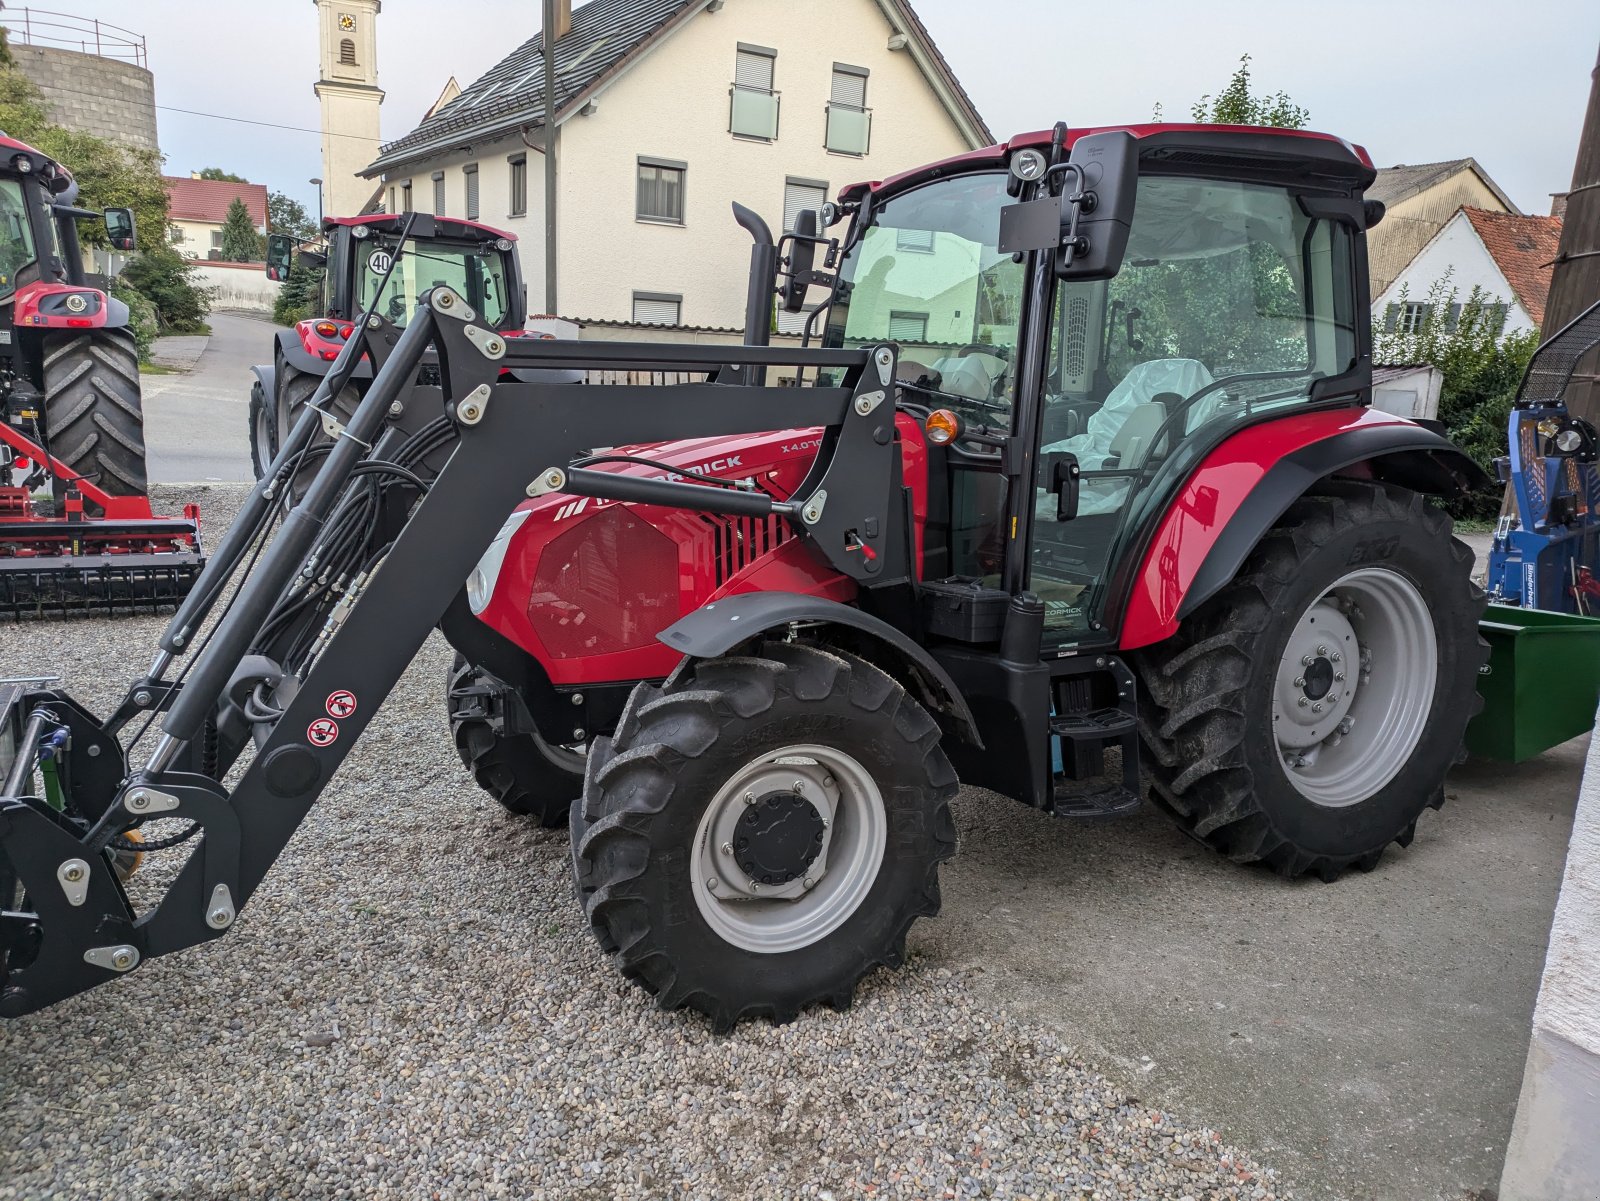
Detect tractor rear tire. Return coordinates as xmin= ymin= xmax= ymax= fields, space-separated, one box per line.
xmin=1132 ymin=482 xmax=1486 ymax=881
xmin=446 ymin=654 xmax=584 ymax=827
xmin=276 ymin=359 xmax=360 ymax=498
xmin=41 ymin=330 xmax=147 ymax=503
xmin=572 ymin=642 xmax=958 ymax=1031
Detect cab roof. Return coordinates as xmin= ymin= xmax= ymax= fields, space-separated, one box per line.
xmin=326 ymin=213 xmax=516 ymax=242
xmin=840 ymin=123 xmax=1375 ymax=204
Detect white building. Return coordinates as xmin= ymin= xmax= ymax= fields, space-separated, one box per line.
xmin=359 ymin=0 xmax=990 ymax=332
xmin=1376 ymin=206 xmax=1563 ymax=340
xmin=314 ymin=0 xmax=384 ymax=222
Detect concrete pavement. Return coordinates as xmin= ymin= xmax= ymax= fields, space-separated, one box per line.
xmin=139 ymin=310 xmax=271 ymax=483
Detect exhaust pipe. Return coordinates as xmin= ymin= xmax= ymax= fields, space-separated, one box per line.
xmin=732 ymin=202 xmax=774 ymax=384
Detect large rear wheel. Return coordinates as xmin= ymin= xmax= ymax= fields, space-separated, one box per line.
xmin=1133 ymin=482 xmax=1486 ymax=880
xmin=573 ymin=643 xmax=958 ymax=1031
xmin=41 ymin=330 xmax=146 ymax=504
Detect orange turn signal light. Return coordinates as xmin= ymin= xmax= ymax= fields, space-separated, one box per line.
xmin=925 ymin=408 xmax=962 ymax=445
xmin=314 ymin=320 xmax=339 ymax=337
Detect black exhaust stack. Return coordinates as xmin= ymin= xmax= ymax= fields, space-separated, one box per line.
xmin=732 ymin=202 xmax=774 ymax=384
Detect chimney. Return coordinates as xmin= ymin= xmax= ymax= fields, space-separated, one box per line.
xmin=551 ymin=0 xmax=571 ymax=41
xmin=1551 ymin=192 xmax=1569 ymax=219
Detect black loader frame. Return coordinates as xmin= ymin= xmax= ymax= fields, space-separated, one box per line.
xmin=0 ymin=283 xmax=927 ymax=1017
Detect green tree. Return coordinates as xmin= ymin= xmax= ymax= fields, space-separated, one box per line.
xmin=1373 ymin=275 xmax=1538 ymax=520
xmin=122 ymin=246 xmax=212 ymax=334
xmin=273 ymin=261 xmax=324 ymax=326
xmin=219 ymin=197 xmax=262 ymax=261
xmin=0 ymin=65 xmax=168 ymax=250
xmin=1190 ymin=54 xmax=1308 ymax=129
xmin=196 ymin=167 xmax=248 ymax=183
xmin=268 ymin=190 xmax=318 ymax=243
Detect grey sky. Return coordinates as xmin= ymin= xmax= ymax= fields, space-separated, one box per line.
xmin=15 ymin=1 xmax=1598 ymax=220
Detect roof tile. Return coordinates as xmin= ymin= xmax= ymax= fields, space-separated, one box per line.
xmin=163 ymin=176 xmax=269 ymax=228
xmin=1461 ymin=206 xmax=1563 ymax=326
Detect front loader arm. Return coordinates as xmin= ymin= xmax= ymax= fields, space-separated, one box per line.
xmin=0 ymin=287 xmax=903 ymax=1018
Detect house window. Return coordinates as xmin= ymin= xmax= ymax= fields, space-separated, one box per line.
xmin=1385 ymin=301 xmax=1431 ymax=335
xmin=210 ymin=229 xmax=223 ymax=250
xmin=509 ymin=155 xmax=527 ymax=216
xmin=399 ymin=180 xmax=412 ymax=213
xmin=637 ymin=158 xmax=686 ymax=224
xmin=896 ymin=228 xmax=936 ymax=253
xmin=432 ymin=171 xmax=445 ymax=216
xmin=339 ymin=38 xmax=357 ymax=66
xmin=887 ymin=311 xmax=929 ymax=342
xmin=464 ymin=163 xmax=479 ymax=220
xmin=826 ymin=64 xmax=871 ymax=155
xmin=730 ymin=43 xmax=779 ymax=140
xmin=633 ymin=291 xmax=682 ymax=326
xmin=783 ymin=177 xmax=827 ymax=234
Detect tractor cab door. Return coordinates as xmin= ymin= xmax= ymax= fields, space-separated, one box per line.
xmin=821 ymin=171 xmax=1028 ymax=582
xmin=1026 ymin=172 xmax=1362 ymax=642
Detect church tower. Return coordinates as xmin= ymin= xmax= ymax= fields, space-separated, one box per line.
xmin=314 ymin=0 xmax=383 ymax=220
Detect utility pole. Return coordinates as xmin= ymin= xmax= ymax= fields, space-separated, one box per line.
xmin=1543 ymin=43 xmax=1600 ymax=421
xmin=542 ymin=0 xmax=562 ymax=315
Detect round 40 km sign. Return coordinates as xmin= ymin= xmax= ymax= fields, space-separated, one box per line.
xmin=367 ymin=249 xmax=393 ymax=275
xmin=326 ymin=690 xmax=357 ymax=719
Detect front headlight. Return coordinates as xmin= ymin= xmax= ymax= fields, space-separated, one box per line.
xmin=466 ymin=508 xmax=533 ymax=615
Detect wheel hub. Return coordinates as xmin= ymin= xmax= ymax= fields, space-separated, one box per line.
xmin=1274 ymin=599 xmax=1358 ymax=750
xmin=735 ymin=792 xmax=827 ymax=885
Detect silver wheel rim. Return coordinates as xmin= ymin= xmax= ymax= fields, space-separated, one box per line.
xmin=533 ymin=728 xmax=587 ymax=775
xmin=253 ymin=402 xmax=274 ymax=477
xmin=689 ymin=743 xmax=886 ymax=954
xmin=1273 ymin=567 xmax=1437 ymax=807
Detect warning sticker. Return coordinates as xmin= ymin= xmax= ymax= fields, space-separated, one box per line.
xmin=307 ymin=717 xmax=339 ymax=747
xmin=326 ymin=690 xmax=357 ymax=719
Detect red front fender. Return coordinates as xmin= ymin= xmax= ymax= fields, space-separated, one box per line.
xmin=1118 ymin=407 xmax=1474 ymax=651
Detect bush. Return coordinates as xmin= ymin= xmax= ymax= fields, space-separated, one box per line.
xmin=121 ymin=247 xmax=213 ymax=335
xmin=1372 ymin=275 xmax=1538 ymax=521
xmin=109 ymin=278 xmax=159 ymax=362
xmin=273 ymin=261 xmax=324 ymax=326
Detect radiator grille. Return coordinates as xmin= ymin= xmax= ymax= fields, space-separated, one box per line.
xmin=695 ymin=510 xmax=792 ymax=588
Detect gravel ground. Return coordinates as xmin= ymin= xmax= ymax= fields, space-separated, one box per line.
xmin=1 ymin=484 xmax=1294 ymax=1200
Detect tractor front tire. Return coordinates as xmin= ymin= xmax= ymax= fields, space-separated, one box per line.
xmin=248 ymin=378 xmax=277 ymax=480
xmin=276 ymin=359 xmax=360 ymax=498
xmin=41 ymin=330 xmax=147 ymax=502
xmin=1133 ymin=482 xmax=1485 ymax=881
xmin=446 ymin=655 xmax=585 ymax=827
xmin=573 ymin=643 xmax=958 ymax=1031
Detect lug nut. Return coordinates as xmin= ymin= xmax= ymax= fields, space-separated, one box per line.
xmin=743 ymin=792 xmax=756 ymax=805
xmin=792 ymin=780 xmax=805 ymax=794
xmin=1335 ymin=672 xmax=1346 ymax=682
xmin=1302 ymin=654 xmax=1314 ymax=666
xmin=1317 ymin=645 xmax=1329 ymax=656
xmin=1330 ymin=651 xmax=1341 ymax=662
xmin=720 ymin=842 xmax=733 ymax=856
xmin=1312 ymin=703 xmax=1324 ymax=713
xmin=1293 ymin=676 xmax=1305 ymax=688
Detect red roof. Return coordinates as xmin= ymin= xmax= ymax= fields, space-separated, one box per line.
xmin=1461 ymin=207 xmax=1563 ymax=326
xmin=162 ymin=176 xmax=268 ymax=228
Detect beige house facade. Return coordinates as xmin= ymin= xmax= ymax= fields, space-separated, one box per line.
xmin=1366 ymin=158 xmax=1518 ymax=299
xmin=361 ymin=0 xmax=990 ymax=330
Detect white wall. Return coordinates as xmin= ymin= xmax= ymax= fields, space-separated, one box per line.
xmin=170 ymin=218 xmax=220 ymax=260
xmin=373 ymin=0 xmax=978 ymax=327
xmin=192 ymin=262 xmax=280 ymax=313
xmin=1374 ymin=211 xmax=1535 ymax=338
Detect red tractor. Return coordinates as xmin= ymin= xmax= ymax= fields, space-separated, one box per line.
xmin=249 ymin=213 xmax=526 ymax=480
xmin=0 ymin=133 xmax=203 ymax=615
xmin=2 ymin=124 xmax=1486 ymax=1032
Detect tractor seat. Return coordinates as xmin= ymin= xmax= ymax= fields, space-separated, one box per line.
xmin=1105 ymin=401 xmax=1167 ymax=469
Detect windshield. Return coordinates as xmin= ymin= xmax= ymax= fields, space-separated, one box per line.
xmin=823 ymin=172 xmax=1025 ymax=426
xmin=0 ymin=179 xmax=37 ymax=300
xmin=355 ymin=236 xmax=512 ymax=328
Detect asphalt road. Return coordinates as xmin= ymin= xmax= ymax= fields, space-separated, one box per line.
xmin=139 ymin=310 xmax=270 ymax=483
xmin=127 ymin=340 xmax=1585 ymax=1199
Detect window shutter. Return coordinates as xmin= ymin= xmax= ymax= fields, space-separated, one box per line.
xmin=777 ymin=305 xmax=817 ymax=335
xmin=831 ymin=66 xmax=867 ymax=108
xmin=1491 ymin=302 xmax=1508 ymax=334
xmin=783 ymin=180 xmax=827 ymax=233
xmin=433 ymin=173 xmax=445 ymax=215
xmin=887 ymin=311 xmax=928 ymax=341
xmin=1447 ymin=302 xmax=1462 ymax=332
xmin=464 ymin=165 xmax=480 ymax=219
xmin=633 ymin=294 xmax=682 ymax=325
xmin=735 ymin=48 xmax=774 ymax=91
xmin=1383 ymin=303 xmax=1398 ymax=334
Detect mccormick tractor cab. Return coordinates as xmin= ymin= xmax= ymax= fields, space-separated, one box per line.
xmin=249 ymin=212 xmax=525 ymax=479
xmin=0 ymin=133 xmax=203 ymax=616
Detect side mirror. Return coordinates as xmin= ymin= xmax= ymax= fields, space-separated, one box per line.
xmin=1056 ymin=131 xmax=1138 ymax=281
xmin=103 ymin=206 xmax=136 ymax=252
xmin=780 ymin=209 xmax=819 ymax=313
xmin=265 ymin=232 xmax=295 ymax=282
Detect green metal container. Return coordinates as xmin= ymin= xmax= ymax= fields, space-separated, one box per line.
xmin=1466 ymin=604 xmax=1600 ymax=762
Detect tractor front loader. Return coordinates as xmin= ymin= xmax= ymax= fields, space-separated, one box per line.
xmin=0 ymin=134 xmax=203 ymax=616
xmin=2 ymin=125 xmax=1488 ymax=1031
